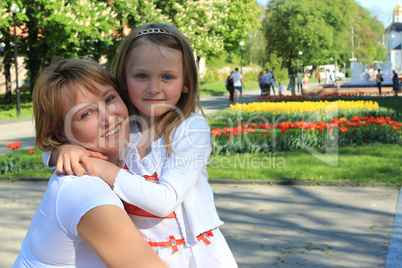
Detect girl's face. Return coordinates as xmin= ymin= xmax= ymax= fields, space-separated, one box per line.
xmin=59 ymin=82 xmax=129 ymax=157
xmin=125 ymin=42 xmax=187 ymax=124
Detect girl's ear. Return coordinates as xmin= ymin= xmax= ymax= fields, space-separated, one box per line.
xmin=182 ymin=86 xmax=189 ymax=94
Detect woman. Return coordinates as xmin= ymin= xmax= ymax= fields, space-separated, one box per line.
xmin=226 ymin=71 xmax=235 ymax=105
xmin=302 ymin=73 xmax=309 ymax=92
xmin=258 ymin=71 xmax=265 ymax=96
xmin=392 ymin=70 xmax=399 ymax=97
xmin=12 ymin=59 xmax=166 ymax=268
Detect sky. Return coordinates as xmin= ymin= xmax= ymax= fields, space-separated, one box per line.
xmin=256 ymin=0 xmax=398 ymax=27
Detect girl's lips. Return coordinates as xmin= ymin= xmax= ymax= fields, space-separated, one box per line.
xmin=143 ymin=99 xmax=164 ymax=103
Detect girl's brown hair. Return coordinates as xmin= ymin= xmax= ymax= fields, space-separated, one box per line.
xmin=113 ymin=23 xmax=203 ymax=155
xmin=33 ymin=58 xmax=119 ymax=152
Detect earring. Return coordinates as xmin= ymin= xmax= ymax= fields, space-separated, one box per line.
xmin=182 ymin=86 xmax=189 ymax=93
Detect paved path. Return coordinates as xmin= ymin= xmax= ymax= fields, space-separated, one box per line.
xmin=0 ymin=181 xmax=399 ymax=267
xmin=1 ymin=82 xmax=402 ymax=267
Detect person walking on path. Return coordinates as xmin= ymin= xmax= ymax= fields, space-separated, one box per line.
xmin=230 ymin=67 xmax=244 ymax=103
xmin=288 ymin=70 xmax=296 ymax=95
xmin=317 ymin=73 xmax=321 ymax=85
xmin=296 ymin=69 xmax=303 ymax=94
xmin=262 ymin=68 xmax=271 ymax=96
xmin=226 ymin=71 xmax=234 ymax=105
xmin=376 ymin=69 xmax=383 ymax=95
xmin=258 ymin=71 xmax=265 ymax=96
xmin=392 ymin=70 xmax=399 ymax=97
xmin=302 ymin=73 xmax=309 ymax=94
xmin=325 ymin=70 xmax=329 ymax=84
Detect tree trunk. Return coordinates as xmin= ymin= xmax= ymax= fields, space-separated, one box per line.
xmin=26 ymin=19 xmax=41 ymax=94
xmin=3 ymin=38 xmax=13 ymax=104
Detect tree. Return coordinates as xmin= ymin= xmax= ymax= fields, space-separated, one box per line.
xmin=264 ymin=0 xmax=357 ymax=72
xmin=0 ymin=1 xmax=17 ymax=104
xmin=352 ymin=6 xmax=386 ymax=65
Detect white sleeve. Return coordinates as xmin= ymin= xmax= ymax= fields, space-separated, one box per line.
xmin=56 ymin=176 xmax=124 ymax=236
xmin=42 ymin=150 xmax=56 ymax=170
xmin=113 ymin=115 xmax=211 ymax=217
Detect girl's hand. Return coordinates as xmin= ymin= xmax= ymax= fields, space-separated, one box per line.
xmin=52 ymin=144 xmax=108 ymax=177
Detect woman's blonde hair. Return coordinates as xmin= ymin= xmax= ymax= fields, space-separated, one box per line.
xmin=33 ymin=58 xmax=119 ymax=152
xmin=113 ymin=23 xmax=203 ymax=155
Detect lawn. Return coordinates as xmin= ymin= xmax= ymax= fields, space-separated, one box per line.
xmin=207 ymin=143 xmax=402 ymax=185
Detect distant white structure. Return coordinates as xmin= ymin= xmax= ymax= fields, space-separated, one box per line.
xmin=384 ymin=2 xmax=402 ymax=72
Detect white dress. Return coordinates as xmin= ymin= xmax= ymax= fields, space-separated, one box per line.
xmin=114 ymin=113 xmax=238 ymax=267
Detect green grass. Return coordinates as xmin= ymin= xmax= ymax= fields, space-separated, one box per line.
xmin=1 ymin=143 xmax=401 ymax=185
xmin=0 ymin=149 xmax=53 ymax=179
xmin=0 ymin=91 xmax=33 ymax=121
xmin=207 ymin=143 xmax=402 ymax=185
xmin=200 ymin=80 xmax=259 ymax=96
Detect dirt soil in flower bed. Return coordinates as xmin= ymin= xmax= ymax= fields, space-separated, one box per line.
xmin=305 ymin=82 xmax=400 ymax=96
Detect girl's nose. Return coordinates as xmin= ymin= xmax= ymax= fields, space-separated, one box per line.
xmin=147 ymin=79 xmax=162 ymax=94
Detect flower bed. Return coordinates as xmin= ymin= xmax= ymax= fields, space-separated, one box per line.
xmin=211 ymin=116 xmax=402 ymax=154
xmin=220 ymin=100 xmax=390 ymax=123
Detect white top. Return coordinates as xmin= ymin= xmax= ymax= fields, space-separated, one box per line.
xmin=262 ymin=72 xmax=272 ymax=85
xmin=229 ymin=72 xmax=243 ymax=87
xmin=113 ymin=113 xmax=223 ymax=245
xmin=12 ymin=173 xmax=124 ymax=268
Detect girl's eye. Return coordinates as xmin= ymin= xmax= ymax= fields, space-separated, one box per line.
xmin=163 ymin=75 xmax=173 ymax=81
xmin=105 ymin=95 xmax=115 ymax=104
xmin=136 ymin=74 xmax=147 ymax=79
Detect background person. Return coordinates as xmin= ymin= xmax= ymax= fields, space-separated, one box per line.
xmin=13 ymin=59 xmax=166 ymax=268
xmin=226 ymin=71 xmax=234 ymax=105
xmin=296 ymin=69 xmax=303 ymax=94
xmin=262 ymin=68 xmax=271 ymax=96
xmin=392 ymin=70 xmax=399 ymax=96
xmin=376 ymin=69 xmax=383 ymax=95
xmin=230 ymin=67 xmax=244 ymax=103
xmin=258 ymin=71 xmax=265 ymax=96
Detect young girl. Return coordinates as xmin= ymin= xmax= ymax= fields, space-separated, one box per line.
xmin=48 ymin=24 xmax=237 ymax=267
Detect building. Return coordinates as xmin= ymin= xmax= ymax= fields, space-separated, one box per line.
xmin=384 ymin=2 xmax=402 ymax=72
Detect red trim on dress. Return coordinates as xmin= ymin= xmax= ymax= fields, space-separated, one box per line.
xmin=122 ymin=165 xmax=176 ymax=219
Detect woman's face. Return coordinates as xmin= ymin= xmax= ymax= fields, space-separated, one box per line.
xmin=59 ymin=82 xmax=129 ymax=157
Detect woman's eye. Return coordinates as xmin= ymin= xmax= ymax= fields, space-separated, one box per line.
xmin=163 ymin=75 xmax=173 ymax=81
xmin=80 ymin=110 xmax=92 ymax=119
xmin=105 ymin=95 xmax=115 ymax=104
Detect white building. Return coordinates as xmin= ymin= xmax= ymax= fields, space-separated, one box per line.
xmin=384 ymin=2 xmax=402 ymax=71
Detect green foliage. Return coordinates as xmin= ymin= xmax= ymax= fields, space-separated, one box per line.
xmin=262 ymin=0 xmax=387 ymax=70
xmin=0 ymin=150 xmax=46 ymax=177
xmin=207 ymin=144 xmax=402 ymax=184
xmin=264 ymin=53 xmax=288 ymax=83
